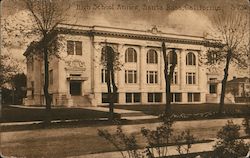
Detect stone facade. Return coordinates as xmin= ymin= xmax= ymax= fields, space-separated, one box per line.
xmin=24 ymin=24 xmax=223 ymax=107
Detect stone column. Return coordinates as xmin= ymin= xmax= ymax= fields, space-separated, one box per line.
xmin=180 ymin=49 xmax=186 ymax=90
xmin=140 ymin=46 xmax=147 ymax=104
xmin=117 ymin=44 xmax=125 ymax=104
xmin=93 ymin=42 xmax=101 ymax=93
xmin=180 ymin=49 xmax=187 ymax=103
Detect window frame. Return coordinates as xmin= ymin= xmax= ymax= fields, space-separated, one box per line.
xmin=67 ymin=40 xmax=82 ymax=55
xmin=171 ymin=72 xmax=178 ymax=84
xmin=147 ymin=49 xmax=158 ymax=64
xmin=125 ymin=48 xmax=137 ymax=63
xmin=49 ymin=69 xmax=53 ymax=85
xmin=186 ymin=52 xmax=196 ymax=66
xmin=125 ymin=70 xmax=137 ymax=84
xmin=171 ymin=93 xmax=182 ymax=102
xmin=186 ymin=72 xmax=196 ymax=85
xmin=148 ymin=93 xmax=162 ymax=103
xmin=126 ymin=93 xmax=141 ymax=103
xmin=101 ymin=69 xmax=108 ymax=83
xmin=147 ymin=71 xmax=158 ymax=84
xmin=187 ymin=93 xmax=200 ymax=102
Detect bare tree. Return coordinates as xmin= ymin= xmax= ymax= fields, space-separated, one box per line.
xmin=101 ymin=42 xmax=121 ymax=121
xmin=162 ymin=42 xmax=177 ymax=115
xmin=23 ymin=0 xmax=69 ymax=123
xmin=207 ymin=10 xmax=249 ymax=114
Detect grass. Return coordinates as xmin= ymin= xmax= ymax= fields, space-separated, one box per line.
xmin=1 ymin=105 xmax=120 ymax=123
xmin=112 ymin=103 xmax=250 ymax=116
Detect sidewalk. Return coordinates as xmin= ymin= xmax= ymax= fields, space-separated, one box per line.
xmin=68 ymin=141 xmax=215 ymax=158
xmin=83 ymin=106 xmax=158 ymax=120
xmin=68 ymin=138 xmax=250 ymax=158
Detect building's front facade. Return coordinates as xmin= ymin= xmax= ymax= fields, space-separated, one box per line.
xmin=24 ymin=24 xmax=222 ymax=107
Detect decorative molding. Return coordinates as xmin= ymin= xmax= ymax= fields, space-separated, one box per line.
xmin=56 ymin=26 xmax=220 ymax=47
xmin=147 ymin=25 xmax=163 ymax=34
xmin=65 ymin=59 xmax=86 ymax=71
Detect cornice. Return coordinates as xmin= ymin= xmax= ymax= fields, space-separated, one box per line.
xmin=56 ymin=26 xmax=220 ymax=47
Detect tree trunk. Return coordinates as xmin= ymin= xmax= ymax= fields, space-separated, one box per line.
xmin=111 ymin=70 xmax=118 ymax=120
xmin=43 ymin=47 xmax=52 ymax=124
xmin=106 ymin=69 xmax=114 ymax=121
xmin=165 ymin=75 xmax=171 ymax=115
xmin=219 ymin=50 xmax=232 ymax=114
xmin=162 ymin=42 xmax=170 ymax=115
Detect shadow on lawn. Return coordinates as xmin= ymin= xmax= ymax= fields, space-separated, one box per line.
xmin=0 ymin=105 xmax=120 ymax=123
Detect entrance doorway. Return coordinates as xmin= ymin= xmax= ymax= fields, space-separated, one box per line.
xmin=70 ymin=81 xmax=82 ymax=96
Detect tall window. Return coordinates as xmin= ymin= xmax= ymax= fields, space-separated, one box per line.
xmin=101 ymin=69 xmax=108 ymax=83
xmin=67 ymin=41 xmax=82 ymax=55
xmin=148 ymin=93 xmax=162 ymax=102
xmin=167 ymin=50 xmax=177 ymax=64
xmin=147 ymin=71 xmax=158 ymax=84
xmin=147 ymin=49 xmax=158 ymax=64
xmin=31 ymin=56 xmax=34 ymax=71
xmin=208 ymin=51 xmax=218 ymax=64
xmin=186 ymin=52 xmax=196 ymax=65
xmin=171 ymin=72 xmax=178 ymax=84
xmin=31 ymin=81 xmax=34 ymax=99
xmin=186 ymin=72 xmax=196 ymax=84
xmin=49 ymin=70 xmax=53 ymax=85
xmin=126 ymin=93 xmax=141 ymax=103
xmin=125 ymin=48 xmax=137 ymax=63
xmin=125 ymin=70 xmax=137 ymax=83
xmin=188 ymin=93 xmax=200 ymax=102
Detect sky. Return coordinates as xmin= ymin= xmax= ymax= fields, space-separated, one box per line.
xmin=1 ymin=0 xmax=249 ymax=78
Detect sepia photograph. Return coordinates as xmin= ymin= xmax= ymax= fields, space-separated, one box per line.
xmin=0 ymin=0 xmax=250 ymax=157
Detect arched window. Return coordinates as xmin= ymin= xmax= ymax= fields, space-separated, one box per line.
xmin=101 ymin=46 xmax=114 ymax=63
xmin=167 ymin=50 xmax=177 ymax=64
xmin=147 ymin=49 xmax=158 ymax=64
xmin=125 ymin=48 xmax=137 ymax=62
xmin=186 ymin=52 xmax=196 ymax=65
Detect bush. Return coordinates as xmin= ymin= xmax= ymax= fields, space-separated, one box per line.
xmin=98 ymin=116 xmax=198 ymax=158
xmin=98 ymin=126 xmax=143 ymax=158
xmin=213 ymin=120 xmax=249 ymax=158
xmin=173 ymin=130 xmax=195 ymax=158
xmin=141 ymin=119 xmax=174 ymax=158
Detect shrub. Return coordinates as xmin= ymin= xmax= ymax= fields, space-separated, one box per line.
xmin=141 ymin=116 xmax=174 ymax=158
xmin=173 ymin=130 xmax=195 ymax=158
xmin=213 ymin=120 xmax=250 ymax=158
xmin=98 ymin=126 xmax=142 ymax=158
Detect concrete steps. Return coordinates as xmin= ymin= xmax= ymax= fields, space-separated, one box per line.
xmin=71 ymin=96 xmax=91 ymax=106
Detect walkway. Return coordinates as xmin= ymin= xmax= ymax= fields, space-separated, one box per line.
xmin=83 ymin=106 xmax=158 ymax=120
xmin=68 ymin=139 xmax=250 ymax=158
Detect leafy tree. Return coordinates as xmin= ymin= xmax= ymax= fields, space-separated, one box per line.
xmin=23 ymin=0 xmax=70 ymax=123
xmin=0 ymin=54 xmax=21 ymax=87
xmin=101 ymin=42 xmax=122 ymax=121
xmin=207 ymin=10 xmax=249 ymax=114
xmin=10 ymin=73 xmax=27 ymax=104
xmin=162 ymin=42 xmax=177 ymax=115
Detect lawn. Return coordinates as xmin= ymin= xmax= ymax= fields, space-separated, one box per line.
xmin=1 ymin=105 xmax=118 ymax=123
xmin=113 ymin=103 xmax=250 ymax=116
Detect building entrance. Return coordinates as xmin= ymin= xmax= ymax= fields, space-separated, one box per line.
xmin=70 ymin=81 xmax=82 ymax=96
